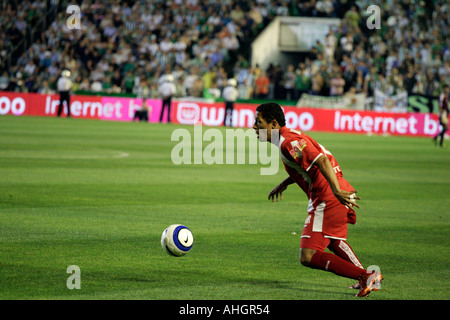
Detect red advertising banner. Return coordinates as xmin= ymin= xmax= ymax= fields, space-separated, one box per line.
xmin=0 ymin=91 xmax=446 ymax=137
xmin=171 ymin=100 xmax=446 ymax=137
xmin=0 ymin=92 xmax=103 ymax=118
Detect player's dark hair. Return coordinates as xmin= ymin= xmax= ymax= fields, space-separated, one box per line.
xmin=256 ymin=102 xmax=286 ymax=127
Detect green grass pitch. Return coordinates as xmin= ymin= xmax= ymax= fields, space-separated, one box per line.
xmin=0 ymin=115 xmax=448 ymax=300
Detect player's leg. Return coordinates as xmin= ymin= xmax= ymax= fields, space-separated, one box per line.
xmin=328 ymin=239 xmax=363 ymax=269
xmin=328 ymin=239 xmax=365 ymax=289
xmin=300 ymin=245 xmax=382 ymax=297
xmin=300 ymin=214 xmax=374 ymax=284
xmin=299 ymin=247 xmax=316 ymax=266
xmin=300 ymin=240 xmax=368 ymax=280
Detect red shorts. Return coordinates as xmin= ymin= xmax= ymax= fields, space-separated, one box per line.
xmin=300 ymin=212 xmax=347 ymax=251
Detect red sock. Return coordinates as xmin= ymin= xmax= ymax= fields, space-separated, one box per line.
xmin=309 ymin=251 xmax=368 ymax=280
xmin=328 ymin=240 xmax=364 ymax=269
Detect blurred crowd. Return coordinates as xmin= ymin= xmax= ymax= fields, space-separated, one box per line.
xmin=0 ymin=0 xmax=449 ymax=103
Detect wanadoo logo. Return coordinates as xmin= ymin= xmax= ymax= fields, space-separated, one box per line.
xmin=177 ymin=102 xmax=255 ymax=128
xmin=177 ymin=102 xmax=201 ymax=125
xmin=171 ymin=123 xmax=280 ymax=176
xmin=0 ymin=96 xmax=26 ymax=115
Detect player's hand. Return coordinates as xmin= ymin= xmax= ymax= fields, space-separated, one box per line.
xmin=333 ymin=190 xmax=361 ymax=209
xmin=268 ymin=182 xmax=288 ymax=202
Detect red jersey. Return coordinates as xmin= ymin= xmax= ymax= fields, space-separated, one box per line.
xmin=277 ymin=126 xmax=356 ymax=239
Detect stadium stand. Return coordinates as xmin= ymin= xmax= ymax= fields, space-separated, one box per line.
xmin=0 ymin=0 xmax=448 ymax=105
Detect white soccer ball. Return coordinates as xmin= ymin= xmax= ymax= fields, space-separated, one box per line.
xmin=161 ymin=224 xmax=194 ymax=257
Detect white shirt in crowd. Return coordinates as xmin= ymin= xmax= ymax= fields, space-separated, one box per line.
xmin=159 ymin=81 xmax=177 ymax=99
xmin=222 ymin=85 xmax=238 ymax=102
xmin=57 ymin=76 xmax=73 ymax=92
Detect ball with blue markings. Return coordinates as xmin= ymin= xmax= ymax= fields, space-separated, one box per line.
xmin=161 ymin=224 xmax=194 ymax=257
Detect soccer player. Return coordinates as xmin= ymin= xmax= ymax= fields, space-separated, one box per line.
xmin=253 ymin=102 xmax=382 ymax=297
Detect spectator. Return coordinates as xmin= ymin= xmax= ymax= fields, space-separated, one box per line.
xmin=330 ymin=72 xmax=346 ymax=97
xmin=111 ymin=70 xmax=122 ymax=89
xmin=324 ymin=30 xmax=337 ymax=64
xmin=389 ymin=68 xmax=405 ymax=95
xmin=239 ymin=77 xmax=254 ymax=100
xmin=78 ymin=78 xmax=91 ymax=91
xmin=122 ymin=71 xmax=135 ymax=94
xmin=316 ymin=0 xmax=335 ymax=18
xmin=310 ymin=73 xmax=324 ymax=96
xmin=202 ymin=68 xmax=216 ymax=92
xmin=102 ymin=76 xmax=113 ymax=93
xmin=254 ymin=70 xmax=270 ymax=99
xmin=363 ymin=66 xmax=379 ymax=98
xmin=344 ymin=6 xmax=360 ymax=29
xmin=190 ymin=77 xmax=204 ymax=98
xmin=295 ymin=65 xmax=312 ymax=100
xmin=230 ymin=5 xmax=245 ymax=23
xmin=0 ymin=71 xmax=10 ymax=91
xmin=412 ymin=78 xmax=425 ymax=95
xmin=133 ymin=99 xmax=150 ymax=122
xmin=385 ymin=50 xmax=399 ymax=76
xmin=3 ymin=0 xmax=447 ymax=106
xmin=41 ymin=51 xmax=52 ymax=69
xmin=183 ymin=67 xmax=200 ymax=97
xmin=91 ymin=80 xmax=102 ymax=93
xmin=7 ymin=23 xmax=23 ymax=47
xmin=340 ymin=32 xmax=354 ymax=57
xmin=343 ymin=63 xmax=356 ymax=92
xmin=354 ymin=70 xmax=365 ymax=94
xmin=272 ymin=65 xmax=284 ymax=100
xmin=9 ymin=68 xmax=26 ymax=92
xmin=24 ymin=59 xmax=37 ymax=77
xmin=373 ymin=73 xmax=389 ymax=94
xmin=284 ymin=64 xmax=297 ymax=100
xmin=276 ymin=2 xmax=289 ymax=16
xmin=38 ymin=80 xmax=55 ymax=94
xmin=207 ymin=81 xmax=221 ymax=100
xmin=403 ymin=67 xmax=416 ymax=95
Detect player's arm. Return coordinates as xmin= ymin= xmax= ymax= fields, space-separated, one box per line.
xmin=268 ymin=176 xmax=295 ymax=202
xmin=315 ymin=155 xmax=360 ymax=209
